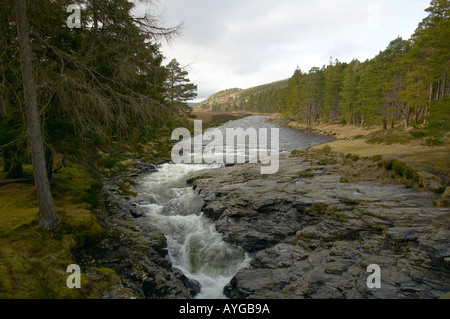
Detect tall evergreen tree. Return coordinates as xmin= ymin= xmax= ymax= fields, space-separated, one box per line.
xmin=323 ymin=59 xmax=346 ymax=123
xmin=340 ymin=60 xmax=361 ymax=125
xmin=15 ymin=0 xmax=58 ymax=229
xmin=165 ymin=59 xmax=198 ymax=111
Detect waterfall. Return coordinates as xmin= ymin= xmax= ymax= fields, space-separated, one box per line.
xmin=137 ymin=163 xmax=250 ymax=299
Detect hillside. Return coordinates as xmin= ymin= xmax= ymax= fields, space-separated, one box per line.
xmin=195 ymin=79 xmax=288 ymax=111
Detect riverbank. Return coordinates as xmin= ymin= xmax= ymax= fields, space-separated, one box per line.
xmin=178 ymin=115 xmax=450 ymax=299
xmin=0 ymin=161 xmax=116 ymax=298
xmin=272 ymin=119 xmax=450 ymax=207
xmin=0 ymin=135 xmax=194 ymax=298
xmin=190 ymin=110 xmax=253 ymax=131
xmin=187 ymin=148 xmax=450 ymax=299
xmin=1 ymin=113 xmax=448 ymax=299
xmin=79 ymin=161 xmax=201 ymax=298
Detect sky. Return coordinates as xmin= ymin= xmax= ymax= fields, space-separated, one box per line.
xmin=135 ymin=0 xmax=431 ymax=102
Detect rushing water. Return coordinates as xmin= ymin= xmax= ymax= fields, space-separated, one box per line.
xmin=136 ymin=115 xmax=333 ymax=299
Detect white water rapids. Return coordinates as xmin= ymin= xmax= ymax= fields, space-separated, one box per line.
xmin=137 ymin=163 xmax=251 ymax=299
xmin=135 ymin=115 xmax=334 ymax=298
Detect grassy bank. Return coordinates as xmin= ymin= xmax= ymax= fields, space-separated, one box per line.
xmin=0 ymin=121 xmax=187 ymax=298
xmin=0 ymin=158 xmax=118 ymax=298
xmin=190 ymin=110 xmax=253 ymax=131
xmin=286 ymin=121 xmax=450 ymax=207
xmin=0 ymin=110 xmax=231 ymax=299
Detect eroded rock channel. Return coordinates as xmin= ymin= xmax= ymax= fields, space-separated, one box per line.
xmin=187 ymin=154 xmax=450 ymax=299
xmin=91 ymin=115 xmax=449 ymax=299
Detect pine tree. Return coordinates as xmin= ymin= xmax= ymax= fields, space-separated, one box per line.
xmin=340 ymin=60 xmax=361 ymax=125
xmin=165 ymin=59 xmax=198 ymax=111
xmin=323 ymin=59 xmax=346 ymax=123
xmin=15 ymin=0 xmax=58 ymax=229
xmin=285 ymin=68 xmax=304 ymax=118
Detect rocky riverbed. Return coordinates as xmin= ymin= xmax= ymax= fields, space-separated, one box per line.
xmin=77 ymin=160 xmax=200 ymax=299
xmin=187 ymin=151 xmax=450 ymax=299
xmin=79 ymin=113 xmax=449 ymax=299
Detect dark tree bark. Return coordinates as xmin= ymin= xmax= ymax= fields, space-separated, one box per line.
xmin=15 ymin=0 xmax=58 ymax=229
xmin=0 ymin=96 xmax=6 ymax=117
xmin=0 ymin=96 xmax=10 ymax=173
xmin=86 ymin=0 xmax=99 ymax=59
xmin=45 ymin=146 xmax=54 ymax=185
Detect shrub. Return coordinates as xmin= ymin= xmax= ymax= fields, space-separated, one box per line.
xmin=372 ymin=154 xmax=383 ymax=162
xmin=322 ymin=145 xmax=332 ymax=154
xmin=410 ymin=130 xmax=427 ymax=139
xmin=318 ymin=158 xmax=336 ymax=165
xmin=425 ymin=138 xmax=444 ymax=146
xmin=381 ymin=159 xmax=394 ymax=170
xmin=380 ymin=159 xmax=420 ymax=182
xmin=346 ymin=153 xmax=360 ymax=161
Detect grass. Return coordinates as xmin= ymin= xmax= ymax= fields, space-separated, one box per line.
xmin=190 ymin=110 xmax=252 ymax=131
xmin=117 ymin=182 xmax=138 ymax=198
xmin=286 ymin=120 xmax=449 ymax=206
xmin=366 ymin=128 xmax=415 ymax=145
xmin=378 ymin=159 xmax=421 ymax=182
xmin=288 ymin=122 xmax=448 ymax=179
xmin=372 ymin=155 xmax=383 ymax=162
xmin=0 ymin=160 xmax=118 ymax=298
xmin=310 ymin=136 xmax=449 ymax=178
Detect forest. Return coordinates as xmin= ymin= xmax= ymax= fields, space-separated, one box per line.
xmin=198 ymin=0 xmax=449 ymax=146
xmin=0 ymin=0 xmax=196 ymax=229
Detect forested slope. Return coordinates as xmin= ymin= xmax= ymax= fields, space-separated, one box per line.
xmin=200 ymin=0 xmax=449 ymax=145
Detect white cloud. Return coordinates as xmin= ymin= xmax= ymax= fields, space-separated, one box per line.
xmin=135 ymin=0 xmax=430 ymax=102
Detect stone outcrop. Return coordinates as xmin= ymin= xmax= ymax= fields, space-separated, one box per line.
xmin=79 ymin=161 xmax=199 ymax=299
xmin=187 ymin=154 xmax=450 ymax=299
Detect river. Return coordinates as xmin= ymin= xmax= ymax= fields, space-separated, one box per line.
xmin=135 ymin=115 xmax=333 ymax=299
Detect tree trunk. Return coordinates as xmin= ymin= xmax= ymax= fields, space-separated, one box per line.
xmin=86 ymin=0 xmax=99 ymax=59
xmin=347 ymin=107 xmax=353 ymax=126
xmin=435 ymin=80 xmax=440 ymax=101
xmin=15 ymin=0 xmax=58 ymax=229
xmin=45 ymin=147 xmax=54 ymax=185
xmin=424 ymin=83 xmax=433 ymax=125
xmin=441 ymin=73 xmax=446 ymax=100
xmin=0 ymin=95 xmax=7 ymax=172
xmin=414 ymin=107 xmax=420 ymax=124
xmin=0 ymin=96 xmax=6 ymax=117
xmin=403 ymin=102 xmax=410 ymax=128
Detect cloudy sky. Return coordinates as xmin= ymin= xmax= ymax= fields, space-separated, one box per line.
xmin=136 ymin=0 xmax=430 ymax=102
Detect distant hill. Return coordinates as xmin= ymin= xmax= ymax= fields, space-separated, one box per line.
xmin=195 ymin=79 xmax=288 ymax=111
xmin=194 ymin=88 xmax=242 ymax=110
